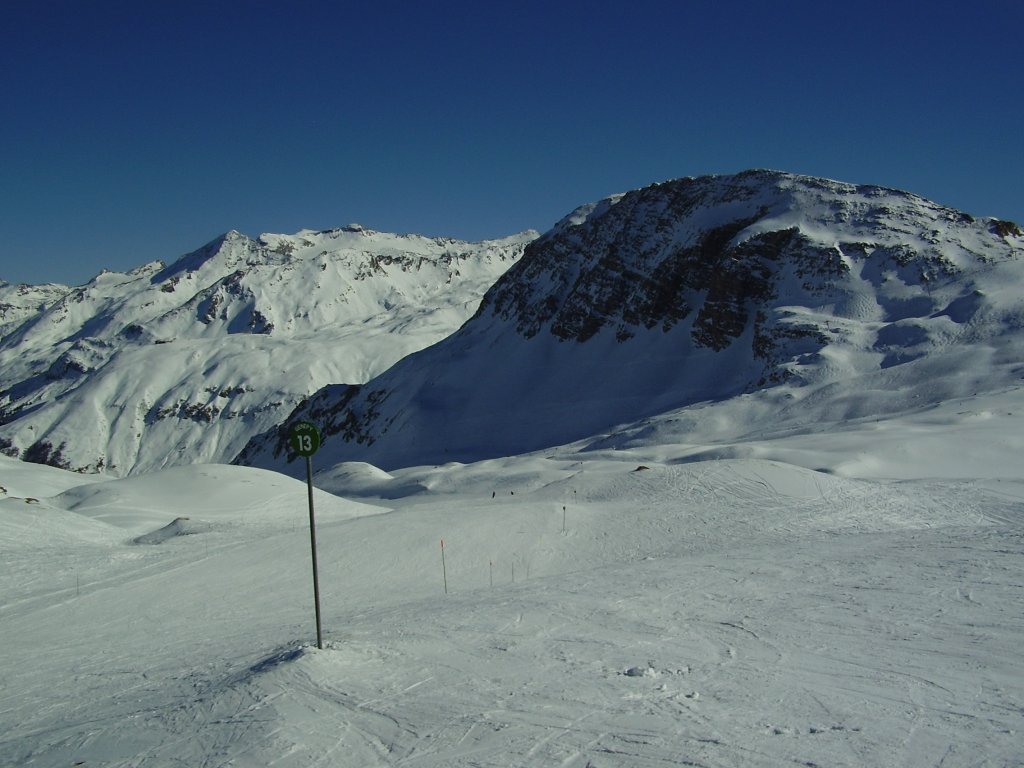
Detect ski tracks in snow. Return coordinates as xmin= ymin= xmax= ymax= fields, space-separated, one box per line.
xmin=3 ymin=459 xmax=1023 ymax=766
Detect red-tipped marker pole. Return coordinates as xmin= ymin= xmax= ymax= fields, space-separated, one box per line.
xmin=441 ymin=538 xmax=448 ymax=595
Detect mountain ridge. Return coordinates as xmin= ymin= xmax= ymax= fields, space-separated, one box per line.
xmin=3 ymin=169 xmax=1022 ymax=477
xmin=236 ymin=170 xmax=1023 ymax=473
xmin=0 ymin=227 xmax=534 ymax=474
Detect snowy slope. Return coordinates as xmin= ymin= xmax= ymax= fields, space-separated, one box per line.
xmin=2 ymin=409 xmax=1023 ymax=767
xmin=0 ymin=226 xmax=533 ymax=474
xmin=238 ymin=170 xmax=1024 ymax=473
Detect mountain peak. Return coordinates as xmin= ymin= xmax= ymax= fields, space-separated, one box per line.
xmin=477 ymin=170 xmax=1011 ymax=346
xmin=236 ymin=170 xmax=1024 ymax=472
xmin=150 ymin=230 xmax=260 ymax=284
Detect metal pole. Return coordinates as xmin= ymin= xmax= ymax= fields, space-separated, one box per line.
xmin=441 ymin=538 xmax=448 ymax=595
xmin=306 ymin=455 xmax=324 ymax=649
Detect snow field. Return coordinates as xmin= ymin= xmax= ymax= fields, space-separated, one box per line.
xmin=2 ymin=439 xmax=1023 ymax=767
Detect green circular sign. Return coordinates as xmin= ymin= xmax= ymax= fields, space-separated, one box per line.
xmin=289 ymin=421 xmax=321 ymax=457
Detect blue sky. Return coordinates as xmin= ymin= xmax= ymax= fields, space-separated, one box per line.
xmin=2 ymin=0 xmax=1022 ymax=286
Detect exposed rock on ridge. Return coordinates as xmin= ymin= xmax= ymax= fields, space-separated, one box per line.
xmin=478 ymin=170 xmax=995 ymax=353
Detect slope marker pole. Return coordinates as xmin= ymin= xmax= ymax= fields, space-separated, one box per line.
xmin=306 ymin=454 xmax=324 ymax=649
xmin=290 ymin=421 xmax=324 ymax=650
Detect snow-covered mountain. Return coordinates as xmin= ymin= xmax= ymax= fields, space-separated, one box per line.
xmin=0 ymin=226 xmax=534 ymax=474
xmin=238 ymin=170 xmax=1024 ymax=473
xmin=4 ymin=172 xmax=1024 ymax=767
xmin=0 ymin=279 xmax=70 ymax=338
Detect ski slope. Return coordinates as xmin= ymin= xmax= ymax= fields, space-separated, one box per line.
xmin=2 ymin=390 xmax=1023 ymax=767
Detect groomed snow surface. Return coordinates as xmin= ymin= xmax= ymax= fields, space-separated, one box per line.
xmin=2 ymin=389 xmax=1023 ymax=767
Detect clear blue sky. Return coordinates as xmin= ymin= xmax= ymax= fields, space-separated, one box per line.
xmin=2 ymin=0 xmax=1022 ymax=286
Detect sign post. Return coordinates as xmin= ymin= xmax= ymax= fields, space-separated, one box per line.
xmin=289 ymin=421 xmax=324 ymax=649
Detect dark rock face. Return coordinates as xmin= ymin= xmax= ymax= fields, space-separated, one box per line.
xmin=478 ymin=175 xmax=829 ymax=354
xmin=473 ymin=170 xmax=989 ymax=366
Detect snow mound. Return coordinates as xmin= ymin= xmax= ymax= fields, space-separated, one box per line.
xmin=133 ymin=516 xmax=211 ymax=545
xmin=54 ymin=463 xmax=384 ymax=533
xmin=0 ymin=497 xmax=123 ymax=550
xmin=0 ymin=455 xmax=106 ymax=499
xmin=315 ymin=461 xmax=429 ymax=499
